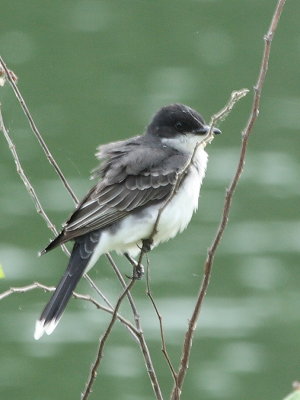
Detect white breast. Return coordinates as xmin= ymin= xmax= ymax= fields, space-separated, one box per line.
xmin=154 ymin=146 xmax=208 ymax=244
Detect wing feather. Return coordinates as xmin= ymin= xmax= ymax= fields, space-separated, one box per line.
xmin=43 ymin=137 xmax=189 ymax=252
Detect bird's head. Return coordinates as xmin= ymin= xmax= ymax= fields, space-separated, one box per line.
xmin=146 ymin=103 xmax=221 ymax=153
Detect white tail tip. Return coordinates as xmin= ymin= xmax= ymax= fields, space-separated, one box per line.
xmin=34 ymin=319 xmax=59 ymax=340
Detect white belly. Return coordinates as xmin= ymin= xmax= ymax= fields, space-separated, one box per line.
xmin=87 ymin=148 xmax=208 ymax=268
xmin=154 ymin=158 xmax=205 ymax=243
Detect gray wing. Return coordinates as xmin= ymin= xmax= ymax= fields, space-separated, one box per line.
xmin=44 ymin=137 xmax=189 ymax=252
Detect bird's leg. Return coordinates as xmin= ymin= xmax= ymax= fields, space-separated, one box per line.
xmin=124 ymin=239 xmax=153 ymax=280
xmin=134 ymin=238 xmax=153 ymax=279
xmin=124 ymin=252 xmax=144 ymax=280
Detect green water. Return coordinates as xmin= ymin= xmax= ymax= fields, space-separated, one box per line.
xmin=1 ymin=1 xmax=300 ymax=399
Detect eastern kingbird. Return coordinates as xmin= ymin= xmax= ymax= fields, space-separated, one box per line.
xmin=34 ymin=103 xmax=221 ymax=340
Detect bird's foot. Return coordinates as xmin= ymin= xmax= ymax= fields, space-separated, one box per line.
xmin=132 ymin=262 xmax=144 ymax=280
xmin=124 ymin=252 xmax=144 ymax=280
xmin=124 ymin=239 xmax=152 ymax=280
xmin=131 ymin=239 xmax=152 ymax=279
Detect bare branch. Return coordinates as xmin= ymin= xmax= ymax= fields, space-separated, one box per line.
xmin=81 ymin=260 xmax=162 ymax=400
xmin=0 ymin=107 xmax=70 ymax=256
xmin=83 ymin=273 xmax=115 ymax=311
xmin=0 ymin=56 xmax=78 ymax=205
xmin=0 ymin=282 xmax=139 ymax=338
xmin=106 ymin=253 xmax=140 ymax=320
xmin=106 ymin=253 xmax=163 ymax=399
xmin=146 ymin=264 xmax=178 ymax=389
xmin=171 ymin=1 xmax=287 ymax=398
xmin=81 ymin=279 xmax=141 ymax=400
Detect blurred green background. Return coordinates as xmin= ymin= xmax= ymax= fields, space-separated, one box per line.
xmin=1 ymin=1 xmax=299 ymax=399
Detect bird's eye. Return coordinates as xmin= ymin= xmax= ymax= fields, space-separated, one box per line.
xmin=175 ymin=121 xmax=183 ymax=130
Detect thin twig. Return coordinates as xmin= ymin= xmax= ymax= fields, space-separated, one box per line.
xmin=0 ymin=56 xmax=78 ymax=205
xmin=135 ymin=331 xmax=164 ymax=400
xmin=170 ymin=1 xmax=287 ymax=398
xmin=0 ymin=282 xmax=139 ymax=338
xmin=83 ymin=273 xmax=115 ymax=310
xmin=106 ymin=253 xmax=163 ymax=399
xmin=106 ymin=253 xmax=140 ymax=321
xmin=0 ymin=107 xmax=69 ymax=257
xmin=81 ymin=279 xmax=138 ymax=400
xmin=146 ymin=263 xmax=178 ymax=388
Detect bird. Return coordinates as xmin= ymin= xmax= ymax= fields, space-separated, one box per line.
xmin=34 ymin=103 xmax=221 ymax=340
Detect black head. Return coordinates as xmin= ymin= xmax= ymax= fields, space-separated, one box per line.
xmin=146 ymin=103 xmax=221 ymax=138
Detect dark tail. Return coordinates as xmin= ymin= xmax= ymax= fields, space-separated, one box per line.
xmin=34 ymin=231 xmax=101 ymax=340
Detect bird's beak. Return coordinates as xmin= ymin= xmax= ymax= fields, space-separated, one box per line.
xmin=195 ymin=125 xmax=222 ymax=135
xmin=212 ymin=127 xmax=222 ymax=135
xmin=204 ymin=125 xmax=222 ymax=135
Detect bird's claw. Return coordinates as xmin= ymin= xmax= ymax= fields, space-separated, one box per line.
xmin=125 ymin=262 xmax=144 ymax=280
